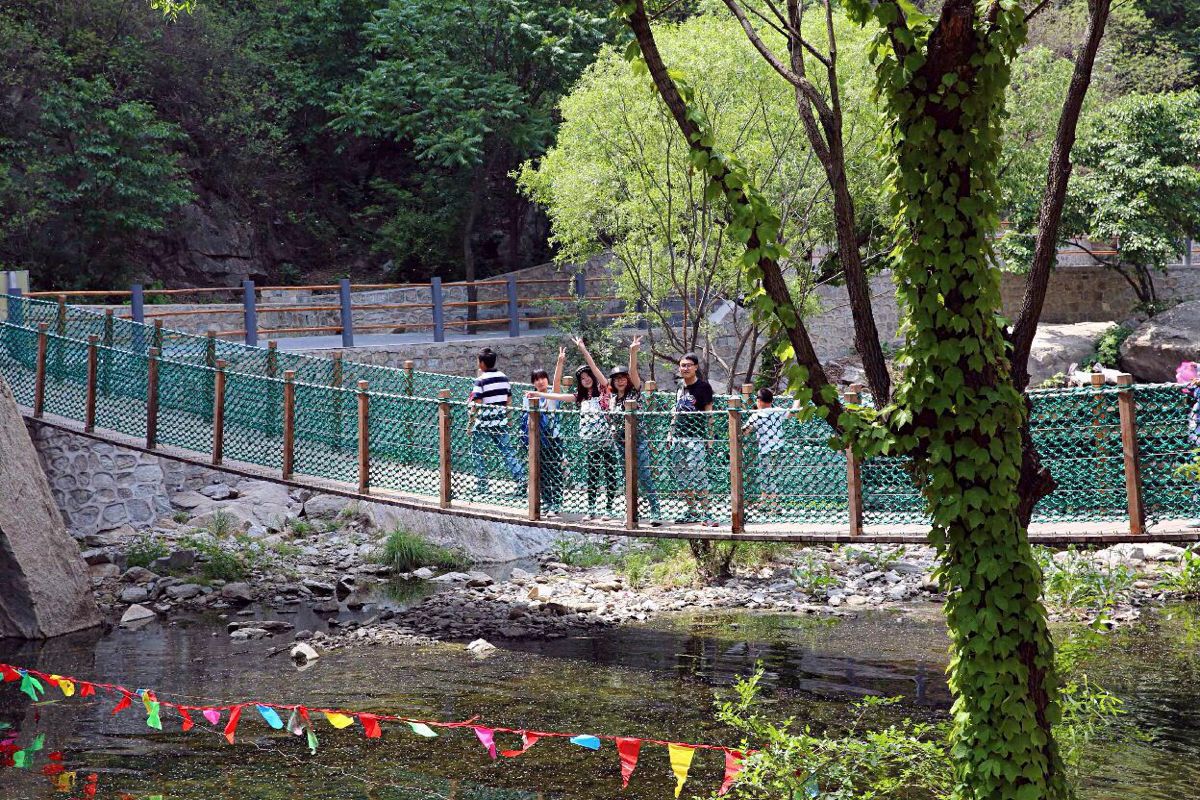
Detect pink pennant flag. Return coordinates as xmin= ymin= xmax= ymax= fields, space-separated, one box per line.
xmin=616 ymin=738 xmax=642 ymax=788
xmin=718 ymin=750 xmax=745 ymax=795
xmin=224 ymin=705 xmax=243 ymax=745
xmin=473 ymin=727 xmax=497 ymax=760
xmin=501 ymin=731 xmax=540 ymax=757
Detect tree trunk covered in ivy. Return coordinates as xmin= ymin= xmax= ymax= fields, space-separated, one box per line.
xmin=615 ymin=0 xmax=1108 ymax=796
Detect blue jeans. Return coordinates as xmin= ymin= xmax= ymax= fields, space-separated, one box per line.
xmin=471 ymin=428 xmax=526 ymax=492
xmin=617 ymin=439 xmax=662 ymax=518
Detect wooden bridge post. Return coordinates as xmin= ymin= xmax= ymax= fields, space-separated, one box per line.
xmin=331 ymin=351 xmax=344 ymax=446
xmin=152 ymin=319 xmax=164 ymax=351
xmin=1116 ymin=373 xmax=1146 ymax=535
xmin=85 ymin=335 xmax=98 ymax=433
xmin=357 ymin=380 xmax=370 ymax=494
xmin=266 ymin=340 xmax=278 ymax=377
xmin=282 ymin=370 xmax=296 ymax=479
xmin=624 ymin=399 xmax=639 ymax=530
xmin=54 ymin=294 xmax=66 ymax=375
xmin=101 ymin=309 xmax=113 ymax=395
xmin=212 ymin=359 xmax=226 ymax=466
xmin=438 ymin=390 xmax=452 ymax=508
xmin=728 ymin=397 xmax=745 ymax=533
xmin=33 ymin=323 xmax=48 ymax=418
xmin=527 ymin=397 xmax=541 ymax=521
xmin=205 ymin=330 xmax=217 ymax=368
xmin=845 ymin=387 xmax=864 ymax=537
xmin=403 ymin=360 xmax=414 ymax=396
xmin=741 ymin=383 xmax=754 ymax=406
xmin=146 ymin=347 xmax=160 ymax=449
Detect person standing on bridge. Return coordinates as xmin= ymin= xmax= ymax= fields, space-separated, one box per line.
xmin=608 ymin=335 xmax=663 ymax=526
xmin=670 ymin=352 xmax=716 ymax=527
xmin=522 ymin=347 xmax=567 ymax=518
xmin=468 ymin=347 xmax=526 ymax=499
xmin=526 ymin=336 xmax=621 ymax=521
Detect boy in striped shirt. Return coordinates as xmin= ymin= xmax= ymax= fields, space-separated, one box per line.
xmin=469 ymin=347 xmax=526 ymax=497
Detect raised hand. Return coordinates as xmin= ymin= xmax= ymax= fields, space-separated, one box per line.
xmin=630 ymin=335 xmax=642 ymax=351
xmin=572 ymin=336 xmax=586 ymax=350
xmin=557 ymin=346 xmax=567 ymax=361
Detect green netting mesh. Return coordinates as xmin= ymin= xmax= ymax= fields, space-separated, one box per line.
xmin=2 ymin=296 xmax=1197 ymax=533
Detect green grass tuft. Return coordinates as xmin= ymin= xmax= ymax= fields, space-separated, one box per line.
xmin=375 ymin=529 xmax=469 ymax=573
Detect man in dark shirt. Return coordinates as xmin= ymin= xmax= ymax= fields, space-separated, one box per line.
xmin=670 ymin=353 xmax=716 ymax=526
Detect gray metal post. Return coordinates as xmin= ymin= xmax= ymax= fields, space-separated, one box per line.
xmin=338 ymin=277 xmax=354 ymax=347
xmin=506 ymin=274 xmax=520 ymax=337
xmin=1185 ymin=237 xmax=1193 ymax=268
xmin=574 ymin=271 xmax=586 ymax=297
xmin=636 ymin=299 xmax=647 ymax=330
xmin=131 ymin=283 xmax=146 ymax=353
xmin=242 ymin=279 xmax=258 ymax=347
xmin=431 ymin=277 xmax=445 ymax=343
xmin=4 ymin=281 xmax=20 ymax=327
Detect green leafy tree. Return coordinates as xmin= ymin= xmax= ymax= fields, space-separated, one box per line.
xmin=613 ymin=0 xmax=1115 ymax=797
xmin=1061 ymin=91 xmax=1200 ymax=313
xmin=1 ymin=76 xmax=194 ymax=287
xmin=333 ymin=0 xmax=609 ymax=299
xmin=520 ymin=12 xmax=885 ymax=387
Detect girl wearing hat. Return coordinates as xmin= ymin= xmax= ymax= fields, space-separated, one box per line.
xmin=608 ymin=335 xmax=663 ymax=525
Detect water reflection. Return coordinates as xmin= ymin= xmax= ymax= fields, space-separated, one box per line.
xmin=0 ymin=606 xmax=1197 ymax=799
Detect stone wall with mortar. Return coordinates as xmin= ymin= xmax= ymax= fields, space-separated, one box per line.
xmin=26 ymin=422 xmax=220 ymax=538
xmin=24 ymin=420 xmax=558 ymax=560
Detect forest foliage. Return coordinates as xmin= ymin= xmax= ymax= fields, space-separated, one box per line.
xmin=0 ymin=0 xmax=1195 ymax=291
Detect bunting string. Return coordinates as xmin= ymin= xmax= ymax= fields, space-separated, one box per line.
xmin=1 ymin=662 xmax=748 ymax=796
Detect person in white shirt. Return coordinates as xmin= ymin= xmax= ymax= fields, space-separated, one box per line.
xmin=522 ymin=347 xmax=566 ymax=517
xmin=742 ymin=387 xmax=790 ymax=515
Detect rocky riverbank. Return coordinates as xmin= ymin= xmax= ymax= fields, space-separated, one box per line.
xmin=73 ymin=476 xmax=1200 ymax=652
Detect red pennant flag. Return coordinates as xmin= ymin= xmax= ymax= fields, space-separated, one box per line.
xmin=78 ymin=682 xmax=96 ymax=697
xmin=501 ymin=731 xmax=541 ymax=757
xmin=719 ymin=750 xmax=744 ymax=795
xmin=179 ymin=707 xmax=194 ymax=732
xmin=0 ymin=665 xmax=19 ymax=682
xmin=616 ymin=738 xmax=642 ymax=788
xmin=111 ymin=691 xmax=133 ymax=716
xmin=83 ymin=774 xmax=98 ymax=799
xmin=359 ymin=714 xmax=382 ymax=739
xmin=224 ymin=705 xmax=243 ymax=745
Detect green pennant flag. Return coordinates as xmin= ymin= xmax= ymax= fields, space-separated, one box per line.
xmin=11 ymin=750 xmax=28 ymax=768
xmin=408 ymin=722 xmax=438 ymax=738
xmin=305 ymin=726 xmax=319 ymax=755
xmin=28 ymin=733 xmax=44 ymax=752
xmin=146 ymin=700 xmax=162 ymax=730
xmin=18 ymin=673 xmax=43 ymax=701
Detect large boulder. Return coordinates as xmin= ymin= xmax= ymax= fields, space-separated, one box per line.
xmin=0 ymin=379 xmax=101 ymax=638
xmin=1026 ymin=321 xmax=1117 ymax=385
xmin=1120 ymin=301 xmax=1200 ymax=381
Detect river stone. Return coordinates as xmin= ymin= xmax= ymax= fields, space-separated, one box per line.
xmin=121 ymin=566 xmax=158 ymax=584
xmin=0 ymin=379 xmax=102 ymax=638
xmin=200 ymin=483 xmax=236 ymax=500
xmin=120 ymin=604 xmax=156 ymax=625
xmin=120 ymin=587 xmax=150 ymax=604
xmin=412 ymin=567 xmax=436 ymax=580
xmin=1120 ymin=300 xmax=1200 ymax=381
xmin=89 ymin=563 xmax=122 ymax=579
xmin=165 ymin=583 xmax=203 ymax=600
xmin=221 ymin=582 xmax=253 ymax=603
xmin=303 ymin=494 xmax=349 ymax=520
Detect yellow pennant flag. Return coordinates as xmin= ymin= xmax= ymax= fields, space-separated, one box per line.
xmin=668 ymin=744 xmax=696 ymax=798
xmin=57 ymin=678 xmax=75 ymax=697
xmin=324 ymin=712 xmax=355 ymax=729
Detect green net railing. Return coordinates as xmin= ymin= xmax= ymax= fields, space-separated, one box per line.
xmin=2 ymin=298 xmax=1198 ymax=532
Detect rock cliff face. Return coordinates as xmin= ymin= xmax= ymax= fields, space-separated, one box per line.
xmin=0 ymin=378 xmax=101 ymax=638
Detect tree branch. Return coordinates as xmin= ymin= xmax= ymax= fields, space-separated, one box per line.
xmin=1009 ymin=0 xmax=1113 ymax=391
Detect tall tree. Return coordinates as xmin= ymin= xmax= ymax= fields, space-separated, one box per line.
xmin=332 ymin=0 xmax=608 ymax=311
xmin=613 ymin=0 xmax=1112 ymax=798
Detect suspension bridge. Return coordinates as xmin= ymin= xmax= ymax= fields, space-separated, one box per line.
xmin=1 ymin=294 xmax=1198 ymax=545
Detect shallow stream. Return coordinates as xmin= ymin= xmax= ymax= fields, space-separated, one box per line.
xmin=1 ymin=602 xmax=1197 ymax=800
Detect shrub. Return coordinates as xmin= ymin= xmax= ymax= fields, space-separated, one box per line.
xmin=1091 ymin=324 xmax=1133 ymax=369
xmin=204 ymin=510 xmax=238 ymax=538
xmin=1157 ymin=546 xmax=1200 ymax=596
xmin=180 ymin=532 xmax=275 ymax=582
xmin=375 ymin=529 xmax=468 ymax=573
xmin=126 ymin=535 xmax=169 ymax=569
xmin=289 ymin=519 xmax=316 ymax=537
xmin=172 ymin=511 xmax=190 ymax=524
xmin=1035 ymin=546 xmax=1135 ymax=613
xmin=549 ymin=536 xmax=616 ymax=568
xmin=791 ymin=553 xmax=839 ymax=598
xmin=619 ymin=539 xmax=698 ymax=589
